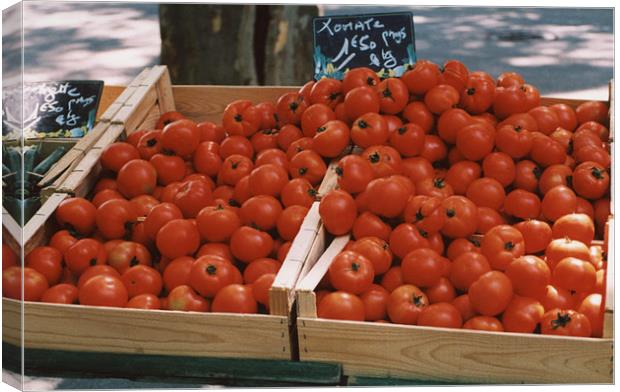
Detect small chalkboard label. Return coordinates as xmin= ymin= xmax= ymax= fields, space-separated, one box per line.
xmin=313 ymin=12 xmax=416 ymax=80
xmin=2 ymin=80 xmax=103 ymax=140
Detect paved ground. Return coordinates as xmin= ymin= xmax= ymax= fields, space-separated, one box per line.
xmin=5 ymin=3 xmax=614 ymax=99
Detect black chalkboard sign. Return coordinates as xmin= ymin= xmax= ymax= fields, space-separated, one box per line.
xmin=2 ymin=80 xmax=103 ymax=140
xmin=313 ymin=12 xmax=416 ymax=80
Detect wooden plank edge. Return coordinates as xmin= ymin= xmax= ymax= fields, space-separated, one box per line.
xmin=603 ymin=216 xmax=614 ymax=338
xmin=155 ymin=66 xmax=176 ymax=113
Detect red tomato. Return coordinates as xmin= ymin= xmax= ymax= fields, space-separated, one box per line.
xmin=505 ymin=255 xmax=551 ymax=298
xmin=401 ymin=248 xmax=448 ymax=288
xmin=230 ymin=226 xmax=274 ymax=263
xmin=41 ymin=283 xmax=79 ymax=304
xmin=64 ymin=239 xmax=107 ymax=275
xmin=127 ymin=294 xmax=161 ymax=309
xmin=212 ymin=284 xmax=257 ymax=314
xmin=401 ymin=60 xmax=442 ymax=95
xmin=95 ymin=199 xmax=138 ymax=239
xmin=424 ymin=84 xmax=460 ymax=114
xmin=26 ymin=246 xmax=63 ymax=286
xmin=55 ymin=197 xmax=97 ymax=235
xmin=463 ymin=316 xmax=504 ymax=332
xmin=387 ymin=284 xmax=429 ymax=324
xmin=480 ymin=225 xmax=525 ymax=271
xmin=173 ymin=179 xmax=214 ymax=218
xmin=318 ymin=291 xmax=365 ymax=321
xmin=344 ymin=86 xmax=380 ymax=120
xmin=469 ymin=271 xmax=514 ymax=316
xmin=513 ymin=220 xmax=552 ymax=254
xmin=100 ymin=142 xmax=140 ymax=173
xmin=361 ymin=284 xmax=390 ymax=321
xmin=167 ymin=285 xmax=209 ymax=312
xmin=377 ymin=78 xmax=408 ymax=114
xmin=161 ymin=119 xmax=200 ymax=157
xmin=540 ymin=309 xmax=592 ymax=337
xmin=79 ymin=275 xmax=128 ymax=308
xmin=117 ymin=159 xmax=158 ymax=198
xmin=121 ymin=265 xmax=163 ymax=298
xmin=449 ymin=252 xmax=491 ymax=291
xmin=440 ymin=196 xmax=478 ymax=239
xmin=156 ymin=219 xmax=200 ymax=259
xmin=319 ymin=190 xmax=357 ymax=236
xmin=328 ymin=250 xmax=375 ymax=295
xmin=3 ymin=267 xmax=49 ymax=301
xmin=156 ymin=111 xmax=185 ymax=130
xmin=417 ymin=302 xmax=463 ymax=329
xmin=502 ymin=296 xmax=545 ymax=333
xmin=301 ymin=103 xmax=336 ymax=137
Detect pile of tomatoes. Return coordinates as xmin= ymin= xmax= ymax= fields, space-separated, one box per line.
xmin=310 ymin=62 xmax=610 ymax=338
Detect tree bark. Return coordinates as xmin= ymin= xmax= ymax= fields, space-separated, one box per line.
xmin=159 ymin=4 xmax=318 ymax=86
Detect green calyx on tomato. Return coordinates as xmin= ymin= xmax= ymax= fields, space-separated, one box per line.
xmin=368 ymin=152 xmax=380 ymax=163
xmin=366 ymin=77 xmax=376 ymax=86
xmin=434 ymin=178 xmax=447 ymax=189
xmin=234 ymin=114 xmax=243 ymax=122
xmin=591 ymin=166 xmax=606 ymax=180
xmin=130 ymin=256 xmax=139 ymax=267
xmin=550 ymin=311 xmax=572 ymax=330
xmin=357 ymin=120 xmax=368 ymax=129
xmin=289 ymin=102 xmax=299 ymax=112
xmin=316 ymin=126 xmax=326 ymax=134
xmin=412 ymin=295 xmax=426 ymax=307
xmin=504 ymin=241 xmax=515 ymax=251
xmin=351 ymin=262 xmax=361 ymax=272
xmin=298 ymin=167 xmax=308 ymax=175
xmin=398 ymin=127 xmax=407 ymax=135
xmin=466 ymin=88 xmax=476 ymax=96
xmin=206 ymin=264 xmax=217 ymax=275
xmin=446 ymin=208 xmax=456 ymax=218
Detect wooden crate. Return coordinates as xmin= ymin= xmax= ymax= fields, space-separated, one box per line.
xmin=1 ymin=66 xmax=331 ymax=362
xmin=295 ymin=93 xmax=614 ymax=384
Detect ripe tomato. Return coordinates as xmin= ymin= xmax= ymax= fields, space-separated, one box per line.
xmin=401 ymin=157 xmax=433 ymax=185
xmin=513 ymin=160 xmax=541 ymax=193
xmin=552 ymin=257 xmax=596 ymax=293
xmin=318 ymin=291 xmax=365 ymax=321
xmin=255 ymin=149 xmax=289 ymax=172
xmin=26 ymin=246 xmax=63 ymax=286
xmin=440 ymin=196 xmax=478 ymax=238
xmin=100 ymin=142 xmax=140 ymax=173
xmin=289 ymin=150 xmax=327 ymax=185
xmin=334 ymin=155 xmax=373 ymax=194
xmin=300 ymin=103 xmax=336 ymax=137
xmin=156 ymin=111 xmax=185 ymax=129
xmin=117 ymin=159 xmax=158 ymax=198
xmin=424 ymin=84 xmax=460 ymax=114
xmin=575 ymin=101 xmax=608 ymax=126
xmin=95 ymin=199 xmax=138 ymax=239
xmin=212 ymin=284 xmax=257 ymax=314
xmin=347 ymin=237 xmax=392 ymax=275
xmin=504 ymin=189 xmax=541 ymax=219
xmin=218 ymin=154 xmax=254 ymax=187
xmin=243 ymin=258 xmax=280 ymax=284
xmin=449 ymin=252 xmax=491 ymax=291
xmin=161 ymin=119 xmax=200 ymax=157
xmin=193 ymin=141 xmax=222 ymax=177
xmin=401 ymin=60 xmax=441 ymax=95
xmin=350 ymin=112 xmax=388 ymax=149
xmin=402 ymin=101 xmax=434 ymax=133
xmin=469 ymin=271 xmax=514 ymax=316
xmin=156 ymin=219 xmax=200 ymax=259
xmin=387 ymin=284 xmax=429 ymax=324
xmin=541 ymin=185 xmax=577 ymax=222
xmin=538 ymin=164 xmax=572 ymax=195
xmin=444 ymin=160 xmax=481 ymax=196
xmin=481 ymin=152 xmax=515 ymax=187
xmin=41 ymin=283 xmax=79 ymax=304
xmin=189 ymin=256 xmax=242 ymax=297
xmin=276 ymin=205 xmax=308 ymax=241
xmin=420 ymin=135 xmax=448 ymax=163
xmin=417 ymin=302 xmax=463 ymax=329
xmin=360 ymin=284 xmax=390 ymax=321
xmin=441 ymin=59 xmax=469 ymax=91
xmin=480 ymin=225 xmax=525 ymax=271
xmin=197 ymin=121 xmax=226 ymax=143
xmin=251 ymin=272 xmax=276 ymax=309
xmin=220 ymin=135 xmax=254 ymax=159
xmin=437 ymin=108 xmax=472 ymax=144
xmin=3 ymin=267 xmax=49 ymax=301
xmin=278 ymin=178 xmax=315 ymax=208
xmin=502 ymin=296 xmax=545 ymax=333
xmin=56 ymin=197 xmax=97 ymax=235
xmin=196 ymin=204 xmax=241 ymax=243
xmin=493 ymin=85 xmax=528 ymax=119
xmin=127 ymin=293 xmax=161 ymax=309
xmin=552 ymin=213 xmax=595 ymax=246
xmin=162 ymin=256 xmax=194 ymax=292
xmin=388 ymin=223 xmax=430 ymax=260
xmin=352 ymin=212 xmax=391 ymax=241
xmin=276 ymin=92 xmax=307 ymax=126
xmin=79 ymin=275 xmax=128 ymax=308
xmin=377 ymin=78 xmax=408 ymax=114
xmin=137 ymin=131 xmax=162 ymax=160
xmin=545 ymin=237 xmax=591 ymax=270
xmin=460 ymin=74 xmax=495 ymax=114
xmin=403 ymin=195 xmax=444 ymax=235
xmin=126 ymin=129 xmax=148 ymax=147
xmin=540 ymin=309 xmax=591 ymax=337
xmin=455 ymin=122 xmax=495 ymax=161
xmin=446 ymin=238 xmax=481 ymax=261
xmin=167 ymin=285 xmax=209 ymax=312
xmin=463 ymin=316 xmax=504 ymax=332
xmin=277 ymin=124 xmax=303 ymax=151
xmin=64 ymin=239 xmax=106 ymax=275
xmin=476 ymin=207 xmax=506 ymax=234
xmin=143 ymin=202 xmax=183 ymax=240
xmin=78 ymin=265 xmax=121 ymax=289
xmin=222 ymin=100 xmax=261 ymax=137
xmin=298 ymin=80 xmax=315 ymax=103
xmin=365 ymin=176 xmax=411 ymax=218
xmin=49 ymin=230 xmax=79 ymax=255
xmin=239 ymin=195 xmax=282 ymax=231
xmin=362 ymin=145 xmax=402 ymax=178
xmin=319 ymin=190 xmax=357 ymax=236
xmin=572 ymin=161 xmax=609 ymax=200
xmin=528 ymin=106 xmax=560 ymax=135
xmin=578 ymin=293 xmax=604 ymax=337
xmin=121 ymin=265 xmax=163 ymax=298
xmin=530 ymin=133 xmax=567 ymax=168
xmin=342 ymin=67 xmax=379 ymax=93
xmin=309 ymin=78 xmax=343 ymax=109
xmin=465 ymin=177 xmax=505 ymax=210
xmin=425 ymin=277 xmax=457 ymax=304
xmin=172 ymin=180 xmax=213 ymax=219
xmin=328 ymin=250 xmax=375 ymax=295
xmin=2 ymin=243 xmax=18 ymax=271
xmin=107 ymin=241 xmax=152 ymax=274
xmin=312 ymin=120 xmax=350 ymax=158
xmin=401 ymin=248 xmax=448 ymax=288
xmin=230 ymin=226 xmax=274 ymax=263
xmin=505 ymin=255 xmax=550 ymax=298
xmin=344 ymin=86 xmax=380 ymax=120
xmin=513 ymin=219 xmax=552 ymax=254
xmin=130 ymin=195 xmax=159 ymax=217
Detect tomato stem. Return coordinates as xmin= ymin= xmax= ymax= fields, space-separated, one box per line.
xmin=551 ymin=312 xmax=572 ymax=329
xmin=206 ymin=264 xmax=217 ymax=275
xmin=234 ymin=114 xmax=243 ymax=122
xmin=446 ymin=208 xmax=456 ymax=218
xmin=357 ymin=120 xmax=368 ymax=129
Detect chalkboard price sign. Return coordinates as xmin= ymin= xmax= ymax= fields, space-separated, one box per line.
xmin=2 ymin=80 xmax=103 ymax=140
xmin=313 ymin=12 xmax=416 ymax=80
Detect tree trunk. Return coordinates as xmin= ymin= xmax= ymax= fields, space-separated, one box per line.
xmin=159 ymin=4 xmax=318 ymax=86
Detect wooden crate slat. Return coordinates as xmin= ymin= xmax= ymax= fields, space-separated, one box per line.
xmin=298 ymin=317 xmax=612 ymax=383
xmin=136 ymin=104 xmax=161 ymax=131
xmin=603 ymin=217 xmax=614 ymax=338
xmin=139 ymin=65 xmax=168 ymax=87
xmin=155 ymin=67 xmax=176 ymax=113
xmin=2 ymin=206 xmax=21 ymax=255
xmin=23 ymin=193 xmax=69 ymax=254
xmin=98 ymin=67 xmax=153 ymax=122
xmin=4 ymin=299 xmax=290 ymax=360
xmin=111 ymin=85 xmax=157 ymax=129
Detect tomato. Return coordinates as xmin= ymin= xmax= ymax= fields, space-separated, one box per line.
xmin=328 ymin=250 xmax=374 ymax=295
xmin=541 ymin=309 xmax=591 ymax=337
xmin=251 ymin=272 xmax=275 ymax=309
xmin=230 ymin=226 xmax=273 ymax=263
xmin=463 ymin=316 xmax=504 ymax=332
xmin=278 ymin=179 xmax=315 ymax=209
xmin=106 ymin=241 xmax=151 ymax=274
xmin=401 ymin=60 xmax=441 ymax=95
xmin=239 ymin=195 xmax=282 ymax=231
xmin=274 ymin=124 xmax=301 ymax=151
xmin=221 ymin=100 xmax=258 ymax=137
xmin=79 ymin=275 xmax=128 ymax=308
xmin=545 ymin=237 xmax=591 ymax=270
xmin=449 ymin=252 xmax=491 ymax=291
xmin=137 ymin=131 xmax=163 ymax=161
xmin=420 ymin=135 xmax=448 ymax=163
xmin=465 ymin=177 xmax=505 ymax=210
xmin=513 ymin=220 xmax=552 ymax=254
xmin=312 ymin=120 xmax=350 ymax=158
xmin=440 ymin=196 xmax=478 ymax=238
xmin=335 ymin=155 xmax=373 ymax=194
xmin=497 ymin=71 xmax=524 ymax=87
xmin=161 ymin=119 xmax=200 ymax=157
xmin=349 ymin=112 xmax=387 ymax=149
xmin=413 ymin=177 xmax=450 ymax=200
xmin=386 ymin=284 xmax=429 ymax=324
xmin=156 ymin=111 xmax=185 ymax=129
xmin=95 ymin=199 xmax=138 ymax=239
xmin=352 ymin=212 xmax=391 ymax=241
xmin=481 ymin=152 xmax=515 ymax=188
xmin=243 ymin=257 xmax=280 ymax=284
xmin=219 ymin=136 xmax=254 ymax=161
xmin=117 ymin=159 xmax=158 ymax=199
xmin=64 ymin=239 xmax=106 ymax=275
xmin=130 ymin=195 xmax=159 ymax=217
xmin=424 ymin=84 xmax=460 ymax=114
xmin=347 ymin=237 xmax=392 ymax=275
xmin=289 ymin=150 xmax=327 ymax=185
xmin=460 ymin=74 xmax=495 ymax=115
xmin=455 ymin=122 xmax=495 ymax=161
xmin=469 ymin=271 xmax=514 ymax=316
xmin=437 ymin=108 xmax=471 ymax=144
xmin=3 ymin=267 xmax=48 ymax=301
xmin=161 ymin=256 xmax=193 ymax=292
xmin=318 ymin=291 xmax=365 ymax=321
xmin=188 ymin=256 xmax=242 ymax=298
xmin=126 ymin=129 xmax=149 ymax=147
xmin=476 ymin=207 xmax=506 ymax=234
xmin=362 ymin=145 xmax=403 ymax=178
xmin=530 ymin=133 xmax=567 ymax=168
xmin=156 ymin=219 xmax=200 ymax=259
xmin=401 ymin=157 xmax=434 ymax=184
xmin=286 ymin=137 xmax=313 ymax=160
xmin=403 ymin=195 xmax=444 ymax=234
xmin=446 ymin=238 xmax=480 ymax=261
xmin=444 ymin=160 xmax=481 ymax=195
xmin=504 ymin=189 xmax=541 ymax=219
xmin=49 ymin=230 xmax=79 ymax=255
xmin=100 ymin=142 xmax=140 ymax=173
xmin=196 ymin=243 xmax=233 ymax=261
xmin=502 ymin=296 xmax=545 ymax=333
xmin=537 ymin=164 xmax=572 ymax=195
xmin=376 ymin=78 xmax=408 ymax=114
xmin=417 ymin=302 xmax=463 ymax=329
xmin=276 ymin=205 xmax=308 ymax=241
xmin=196 ymin=121 xmax=226 ymax=143
xmin=528 ymin=106 xmax=560 ymax=135
xmin=480 ymin=225 xmax=525 ymax=271
xmin=192 ymin=142 xmax=222 ymax=177
xmin=360 ymin=284 xmax=389 ymax=321
xmin=319 ymin=190 xmax=357 ymax=236
xmin=505 ymin=255 xmax=551 ymax=298
xmin=576 ymin=121 xmax=609 ymax=141
xmin=578 ymin=293 xmax=604 ymax=337
xmin=364 ymin=176 xmax=411 ymax=218
xmin=121 ymin=265 xmax=162 ymax=298
xmin=173 ymin=180 xmax=214 ymax=219
xmin=195 ymin=205 xmax=240 ymax=243
xmin=276 ymin=92 xmax=307 ymax=126
xmin=126 ymin=293 xmax=161 ymax=309
xmin=342 ymin=67 xmax=379 ymax=93
xmin=541 ymin=185 xmax=577 ymax=222
xmin=523 ymin=83 xmax=541 ymax=110
xmin=513 ymin=160 xmax=541 ymax=193
xmin=298 ymin=80 xmax=315 ymax=103
xmin=425 ymin=277 xmax=457 ymax=304
xmin=552 ymin=213 xmax=595 ymax=246
xmin=388 ymin=223 xmax=430 ymax=260
xmin=41 ymin=283 xmax=79 ymax=304
xmin=26 ymin=247 xmax=62 ymax=286
xmin=402 ymin=101 xmax=434 ymax=133
xmin=493 ymin=85 xmax=528 ymax=119
xmin=167 ymin=285 xmax=209 ymax=312
xmin=401 ymin=248 xmax=448 ymax=288
xmin=538 ymin=285 xmax=578 ymax=312
xmin=212 ymin=284 xmax=257 ymax=314
xmin=143 ymin=202 xmax=183 ymax=241
xmin=441 ymin=59 xmax=469 ymax=91
xmin=217 ymin=156 xmax=253 ymax=188
xmin=2 ymin=244 xmax=18 ymax=271
xmin=572 ymin=161 xmax=609 ymax=200
xmin=574 ymin=145 xmax=611 ymax=169
xmin=77 ymin=265 xmax=120 ymax=290
xmin=300 ymin=103 xmax=336 ymax=137
xmin=553 ymin=257 xmax=596 ymax=293
xmin=55 ymin=197 xmax=97 ymax=235
xmin=575 ymin=101 xmax=608 ymax=126
xmin=309 ymin=78 xmax=343 ymax=109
